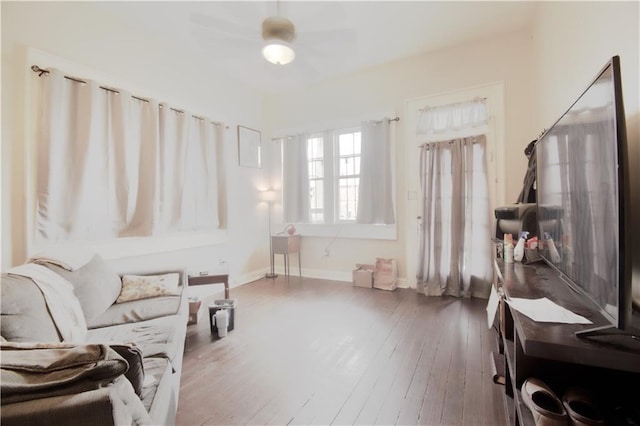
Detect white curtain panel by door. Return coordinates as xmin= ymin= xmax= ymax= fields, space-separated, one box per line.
xmin=357 ymin=119 xmax=395 ymax=224
xmin=281 ymin=134 xmax=310 ymax=223
xmin=416 ymin=137 xmax=492 ymax=297
xmin=36 ymin=69 xmax=219 ymax=243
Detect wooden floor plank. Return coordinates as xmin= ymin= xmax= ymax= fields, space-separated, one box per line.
xmin=416 ymin=302 xmax=461 ymax=425
xmin=176 ymin=277 xmax=504 ymax=426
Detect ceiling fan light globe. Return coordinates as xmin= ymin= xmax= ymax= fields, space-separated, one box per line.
xmin=262 ymin=42 xmax=295 ymax=65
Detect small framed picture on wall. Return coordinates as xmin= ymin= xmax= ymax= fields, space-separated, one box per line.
xmin=237 ymin=125 xmax=261 ymax=168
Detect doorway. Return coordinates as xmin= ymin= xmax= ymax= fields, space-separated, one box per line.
xmin=404 ymin=82 xmax=506 ymax=289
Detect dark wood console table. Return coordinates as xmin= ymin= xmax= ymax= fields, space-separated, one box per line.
xmin=493 ymin=260 xmax=640 ymax=426
xmin=188 ymin=273 xmax=229 ymax=299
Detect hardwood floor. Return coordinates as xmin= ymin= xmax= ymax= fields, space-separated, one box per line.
xmin=177 ymin=276 xmax=506 ymax=426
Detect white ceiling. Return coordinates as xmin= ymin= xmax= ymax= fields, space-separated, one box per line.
xmin=100 ymin=1 xmax=536 ymax=93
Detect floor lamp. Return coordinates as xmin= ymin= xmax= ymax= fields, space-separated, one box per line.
xmin=261 ymin=189 xmax=278 ymax=279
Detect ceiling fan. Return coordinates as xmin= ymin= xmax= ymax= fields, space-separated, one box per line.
xmin=189 ymin=2 xmax=357 ymax=67
xmin=261 ymin=13 xmax=296 ymax=65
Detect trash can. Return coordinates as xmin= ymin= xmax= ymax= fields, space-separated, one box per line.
xmin=209 ymin=299 xmax=237 ymax=335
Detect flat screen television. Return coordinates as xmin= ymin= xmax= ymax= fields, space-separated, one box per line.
xmin=536 ymin=55 xmax=633 ymax=337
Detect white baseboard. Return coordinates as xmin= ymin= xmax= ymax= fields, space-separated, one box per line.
xmin=271 ymin=266 xmax=411 ymax=289
xmin=224 ymin=266 xmax=412 ymax=292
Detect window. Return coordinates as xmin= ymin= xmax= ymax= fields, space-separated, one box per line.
xmin=307 ymin=127 xmax=362 ymax=224
xmin=308 ymin=135 xmax=325 ymax=223
xmin=337 ymin=130 xmax=361 ymax=221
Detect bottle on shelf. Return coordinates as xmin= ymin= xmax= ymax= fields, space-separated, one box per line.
xmin=514 ymin=231 xmax=529 ymax=262
xmin=504 ymin=233 xmax=514 ymax=263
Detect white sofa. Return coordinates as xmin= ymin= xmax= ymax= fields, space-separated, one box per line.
xmin=0 ymin=254 xmax=189 ymax=425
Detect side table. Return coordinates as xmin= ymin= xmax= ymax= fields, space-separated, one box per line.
xmin=271 ymin=235 xmax=301 ymax=277
xmin=187 ymin=273 xmax=229 ymax=299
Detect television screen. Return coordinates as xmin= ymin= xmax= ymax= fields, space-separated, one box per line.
xmin=536 ymin=56 xmax=629 ymax=330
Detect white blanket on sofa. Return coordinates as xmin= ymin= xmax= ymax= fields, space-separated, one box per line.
xmin=8 ymin=264 xmax=88 ymax=342
xmin=29 ymin=246 xmax=95 ymax=271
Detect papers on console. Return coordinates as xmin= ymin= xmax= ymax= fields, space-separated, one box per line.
xmin=486 ymin=285 xmax=500 ymax=329
xmin=506 ymin=297 xmax=592 ymax=324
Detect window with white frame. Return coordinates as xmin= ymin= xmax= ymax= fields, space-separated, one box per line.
xmin=307 ymin=127 xmax=362 ymax=224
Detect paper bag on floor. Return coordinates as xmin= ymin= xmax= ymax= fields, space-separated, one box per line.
xmin=374 ymin=258 xmax=397 ymax=291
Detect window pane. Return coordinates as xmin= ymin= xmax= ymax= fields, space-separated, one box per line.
xmin=308 ymin=137 xmax=323 ymax=160
xmin=307 ymin=135 xmax=325 ymax=223
xmin=354 ymin=132 xmax=361 ymax=154
xmin=309 ymin=180 xmax=324 ymax=211
xmin=339 ymin=133 xmax=354 ymax=156
xmin=309 ymin=160 xmax=324 ymax=179
xmin=339 ymin=157 xmax=357 ymax=176
xmin=338 ymin=177 xmax=359 ymax=220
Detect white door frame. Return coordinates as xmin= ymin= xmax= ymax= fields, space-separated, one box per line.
xmin=404 ymin=82 xmax=506 ymax=289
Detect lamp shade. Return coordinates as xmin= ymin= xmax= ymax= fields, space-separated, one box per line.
xmin=260 ymin=189 xmax=278 ymax=202
xmin=262 ymin=42 xmax=295 ymax=65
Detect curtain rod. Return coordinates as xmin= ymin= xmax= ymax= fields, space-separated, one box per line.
xmin=272 ymin=116 xmax=400 ymax=141
xmin=31 ymin=65 xmax=228 ymax=128
xmin=419 ymin=136 xmax=484 ymax=148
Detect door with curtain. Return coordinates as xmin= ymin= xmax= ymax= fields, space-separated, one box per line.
xmin=416 ymin=136 xmax=492 ymax=297
xmin=414 ymin=97 xmax=493 ymax=298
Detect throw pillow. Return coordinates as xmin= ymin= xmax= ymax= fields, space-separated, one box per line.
xmin=41 ymin=254 xmax=123 ymax=323
xmin=116 ymin=273 xmax=180 ymax=304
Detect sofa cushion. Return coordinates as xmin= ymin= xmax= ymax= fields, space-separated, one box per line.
xmin=116 ymin=273 xmax=180 ymax=303
xmin=43 ymin=255 xmax=122 ymax=323
xmin=87 ymin=295 xmax=183 ymax=329
xmin=85 ymin=315 xmax=184 ymax=367
xmin=0 ymin=274 xmax=62 ymax=342
xmin=140 ymin=357 xmax=171 ymax=413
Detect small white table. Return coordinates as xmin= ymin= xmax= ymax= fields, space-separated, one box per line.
xmin=271 ymin=235 xmax=301 ymax=277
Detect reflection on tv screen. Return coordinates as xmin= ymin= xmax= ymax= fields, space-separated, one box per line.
xmin=536 ymin=64 xmax=618 ymax=320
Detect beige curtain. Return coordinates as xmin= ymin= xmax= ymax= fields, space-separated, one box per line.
xmin=36 ymin=68 xmax=220 ymax=243
xmin=357 ymin=119 xmax=395 ymax=224
xmin=281 ymin=134 xmax=310 ymax=223
xmin=416 ymin=136 xmax=492 ymax=297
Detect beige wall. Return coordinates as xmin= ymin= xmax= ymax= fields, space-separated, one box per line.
xmin=265 ymin=30 xmax=536 ymax=284
xmin=4 ymin=2 xmax=634 ymax=289
xmin=1 ymin=2 xmax=271 ymax=284
xmin=532 ymin=2 xmax=639 ymax=130
xmin=531 ymin=1 xmax=640 ymax=304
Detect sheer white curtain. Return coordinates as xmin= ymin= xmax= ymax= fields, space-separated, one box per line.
xmin=281 ymin=134 xmax=310 ymax=223
xmin=417 ymin=98 xmax=488 ymax=136
xmin=357 ymin=119 xmax=395 ymax=224
xmin=36 ymin=68 xmax=220 ymax=242
xmin=416 ymin=99 xmax=492 ymax=298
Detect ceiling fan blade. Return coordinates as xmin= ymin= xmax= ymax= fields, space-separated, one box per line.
xmin=297 ymin=28 xmax=358 ymax=47
xmin=189 ymin=12 xmax=256 ymax=39
xmin=196 ymin=36 xmax=261 ymax=51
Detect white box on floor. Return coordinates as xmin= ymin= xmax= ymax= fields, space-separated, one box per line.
xmin=353 ymin=264 xmax=374 ymax=288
